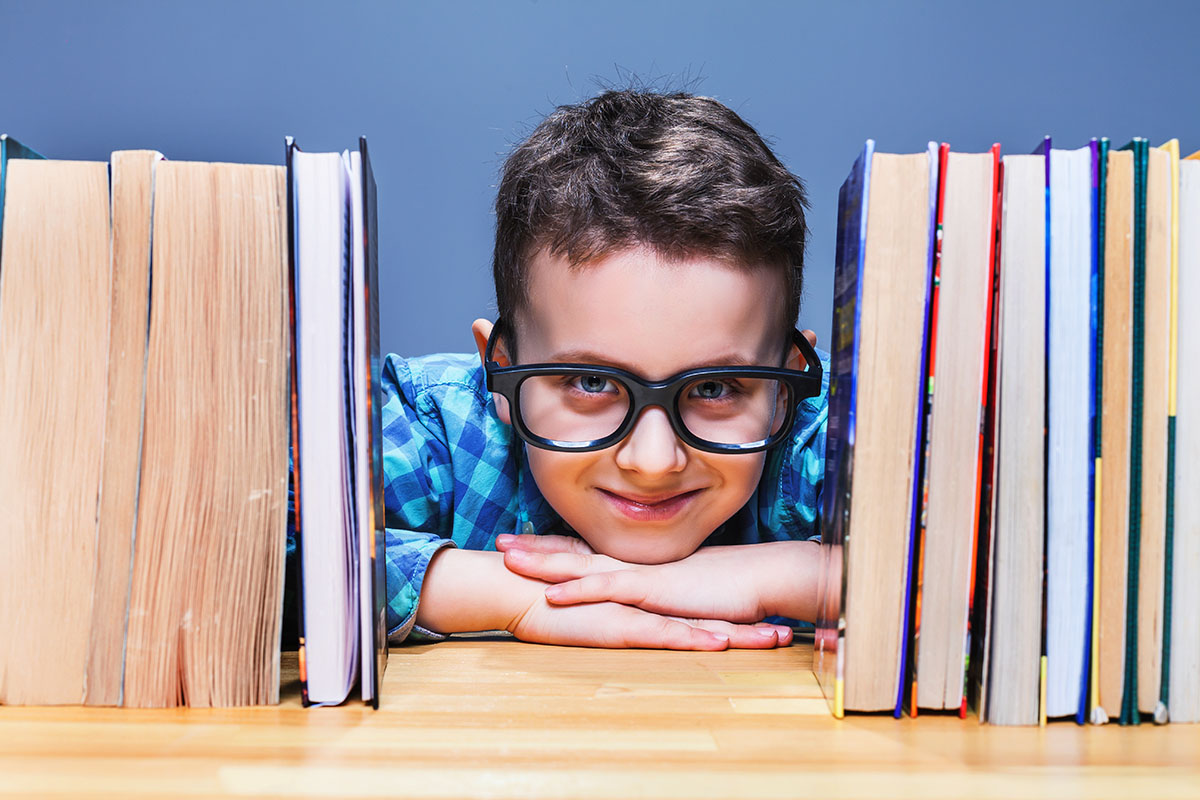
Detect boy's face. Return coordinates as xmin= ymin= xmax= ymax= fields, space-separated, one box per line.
xmin=475 ymin=245 xmax=798 ymax=566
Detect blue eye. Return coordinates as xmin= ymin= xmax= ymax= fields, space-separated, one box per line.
xmin=691 ymin=380 xmax=733 ymax=400
xmin=571 ymin=375 xmax=616 ymax=394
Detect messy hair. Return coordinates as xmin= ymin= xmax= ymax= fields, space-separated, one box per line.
xmin=492 ymin=88 xmax=809 ymax=358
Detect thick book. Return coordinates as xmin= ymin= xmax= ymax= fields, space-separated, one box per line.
xmin=123 ymin=160 xmax=290 ymax=708
xmin=85 ymin=150 xmax=163 ymax=706
xmin=0 ymin=155 xmax=111 ymax=706
xmin=1095 ymin=144 xmax=1134 ymax=724
xmin=1169 ymin=149 xmax=1200 ymax=723
xmin=816 ymin=141 xmax=935 ymax=717
xmin=287 ymin=137 xmax=387 ymax=708
xmin=1118 ymin=138 xmax=1150 ymax=726
xmin=978 ymin=152 xmax=1046 ymax=726
xmin=909 ymin=143 xmax=1000 ymax=717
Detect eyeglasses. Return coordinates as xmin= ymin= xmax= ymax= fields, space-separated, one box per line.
xmin=483 ymin=322 xmax=822 ymax=454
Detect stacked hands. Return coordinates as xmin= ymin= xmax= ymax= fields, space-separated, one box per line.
xmin=493 ymin=533 xmax=819 ymax=652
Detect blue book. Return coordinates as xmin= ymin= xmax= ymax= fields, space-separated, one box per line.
xmin=815 ymin=141 xmax=938 ymax=718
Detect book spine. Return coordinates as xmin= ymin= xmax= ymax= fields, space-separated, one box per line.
xmin=1090 ymin=137 xmax=1110 ymax=724
xmin=907 ymin=142 xmax=949 ymax=717
xmin=1038 ymin=136 xmax=1052 ymax=729
xmin=1159 ymin=138 xmax=1180 ymax=725
xmin=960 ymin=144 xmax=1002 ymax=720
xmin=1077 ymin=139 xmax=1101 ymax=725
xmin=1121 ymin=139 xmax=1148 ymax=727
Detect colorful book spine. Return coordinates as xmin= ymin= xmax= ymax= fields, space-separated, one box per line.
xmin=1119 ymin=137 xmax=1149 ymax=727
xmin=1090 ymin=137 xmax=1110 ymax=724
xmin=1159 ymin=137 xmax=1180 ymax=724
xmin=960 ymin=144 xmax=1002 ymax=719
xmin=1035 ymin=135 xmax=1052 ymax=728
xmin=816 ymin=140 xmax=874 ymax=720
xmin=907 ymin=142 xmax=949 ymax=719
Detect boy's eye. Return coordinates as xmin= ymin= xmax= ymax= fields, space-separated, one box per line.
xmin=570 ymin=374 xmax=617 ymax=394
xmin=690 ymin=379 xmax=735 ymax=400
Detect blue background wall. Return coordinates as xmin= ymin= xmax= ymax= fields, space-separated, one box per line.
xmin=4 ymin=0 xmax=1197 ymax=357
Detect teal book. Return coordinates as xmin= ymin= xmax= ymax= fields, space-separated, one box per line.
xmin=1118 ymin=138 xmax=1149 ymax=726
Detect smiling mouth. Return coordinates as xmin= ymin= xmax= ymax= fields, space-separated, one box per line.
xmin=598 ymin=488 xmax=703 ymax=521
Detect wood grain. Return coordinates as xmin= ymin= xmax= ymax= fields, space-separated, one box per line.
xmin=1 ymin=636 xmax=1197 ymax=799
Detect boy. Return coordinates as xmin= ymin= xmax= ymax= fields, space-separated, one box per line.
xmin=382 ymin=88 xmax=828 ymax=650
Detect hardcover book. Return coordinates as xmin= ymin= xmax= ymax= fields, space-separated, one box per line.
xmin=816 ymin=141 xmax=936 ymax=717
xmin=287 ymin=137 xmax=387 ymax=708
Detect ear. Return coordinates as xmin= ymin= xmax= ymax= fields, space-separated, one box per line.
xmin=472 ymin=317 xmax=513 ymax=425
xmin=785 ymin=329 xmax=818 ymax=371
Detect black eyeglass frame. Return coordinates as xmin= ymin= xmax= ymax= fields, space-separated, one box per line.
xmin=483 ymin=323 xmax=823 ymax=454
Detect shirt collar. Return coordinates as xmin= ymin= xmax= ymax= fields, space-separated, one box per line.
xmin=513 ymin=440 xmax=573 ymax=537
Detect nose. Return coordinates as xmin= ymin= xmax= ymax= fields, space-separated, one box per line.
xmin=612 ymin=405 xmax=688 ymax=477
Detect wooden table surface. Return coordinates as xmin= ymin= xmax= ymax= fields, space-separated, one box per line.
xmin=1 ymin=633 xmax=1198 ymax=799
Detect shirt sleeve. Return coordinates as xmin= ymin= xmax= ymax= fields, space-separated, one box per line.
xmin=281 ymin=354 xmax=457 ymax=647
xmin=378 ymin=354 xmax=457 ymax=643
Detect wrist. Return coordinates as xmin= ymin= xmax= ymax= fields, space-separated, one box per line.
xmin=416 ymin=548 xmax=546 ymax=635
xmin=759 ymin=540 xmax=821 ymax=622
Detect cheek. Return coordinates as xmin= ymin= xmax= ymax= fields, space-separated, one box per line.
xmin=524 ymin=448 xmax=596 ymax=510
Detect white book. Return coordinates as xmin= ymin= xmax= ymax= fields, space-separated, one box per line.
xmin=1169 ymin=157 xmax=1200 ymax=723
xmin=1045 ymin=145 xmax=1093 ymax=719
xmin=292 ymin=148 xmax=360 ymax=706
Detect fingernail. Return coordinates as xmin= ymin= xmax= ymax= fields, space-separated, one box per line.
xmin=544 ymin=586 xmax=562 ymax=600
xmin=506 ymin=548 xmax=527 ymax=560
xmin=710 ymin=633 xmax=730 ymax=643
xmin=756 ymin=627 xmax=777 ymax=637
xmin=496 ymin=534 xmax=514 ymax=545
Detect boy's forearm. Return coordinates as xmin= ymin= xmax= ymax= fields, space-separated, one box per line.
xmin=415 ymin=547 xmax=543 ymax=635
xmin=760 ymin=540 xmax=823 ymax=623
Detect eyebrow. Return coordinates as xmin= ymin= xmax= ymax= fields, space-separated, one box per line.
xmin=543 ymin=349 xmax=766 ymax=372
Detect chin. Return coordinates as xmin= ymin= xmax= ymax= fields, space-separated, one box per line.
xmin=588 ymin=533 xmax=698 ymax=565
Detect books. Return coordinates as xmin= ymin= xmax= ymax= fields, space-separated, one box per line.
xmin=287 ymin=137 xmax=387 ymax=708
xmin=816 ymin=140 xmax=935 ymax=717
xmin=0 ymin=143 xmax=292 ymax=708
xmin=822 ymin=134 xmax=1200 ymax=728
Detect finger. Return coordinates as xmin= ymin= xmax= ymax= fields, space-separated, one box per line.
xmin=504 ymin=549 xmax=622 ymax=582
xmin=754 ymin=622 xmax=795 ymax=646
xmin=669 ymin=617 xmax=784 ymax=649
xmin=543 ymin=570 xmax=647 ymax=607
xmin=802 ymin=328 xmax=817 ymax=348
xmin=615 ymin=609 xmax=730 ymax=651
xmin=495 ymin=532 xmax=594 ymax=555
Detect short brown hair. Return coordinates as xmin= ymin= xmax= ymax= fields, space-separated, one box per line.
xmin=492 ymin=88 xmax=809 ymax=358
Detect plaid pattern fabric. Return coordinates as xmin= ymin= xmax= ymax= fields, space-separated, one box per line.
xmin=287 ymin=347 xmax=829 ymax=644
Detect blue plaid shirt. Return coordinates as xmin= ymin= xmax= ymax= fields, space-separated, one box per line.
xmin=375 ymin=348 xmax=829 ymax=643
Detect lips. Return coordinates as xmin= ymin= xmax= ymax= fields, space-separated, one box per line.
xmin=598 ymin=487 xmax=703 ymax=522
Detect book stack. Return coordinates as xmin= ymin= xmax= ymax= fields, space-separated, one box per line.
xmin=0 ymin=136 xmax=385 ymax=709
xmin=817 ymin=137 xmax=1200 ymax=727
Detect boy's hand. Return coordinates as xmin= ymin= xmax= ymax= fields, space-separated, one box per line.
xmin=508 ymin=594 xmax=790 ymax=650
xmin=417 ymin=547 xmax=790 ymax=650
xmin=496 ymin=534 xmax=818 ymax=633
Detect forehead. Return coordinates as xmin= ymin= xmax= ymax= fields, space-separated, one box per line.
xmin=517 ymin=246 xmax=786 ymax=378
